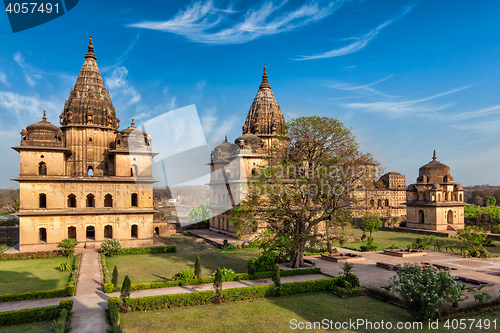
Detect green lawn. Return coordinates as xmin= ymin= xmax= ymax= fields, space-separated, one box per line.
xmin=121 ymin=292 xmax=500 ymax=333
xmin=0 ymin=321 xmax=53 ymax=333
xmin=342 ymin=230 xmax=500 ymax=256
xmin=0 ymin=257 xmax=73 ymax=294
xmin=106 ymin=234 xmax=259 ymax=284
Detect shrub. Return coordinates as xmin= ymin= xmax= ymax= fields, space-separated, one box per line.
xmin=213 ymin=268 xmax=223 ymax=300
xmin=115 ymin=245 xmax=176 ymax=255
xmin=272 ymin=263 xmax=281 ymax=293
xmin=359 ymin=237 xmax=378 ymax=252
xmin=389 ymin=263 xmax=460 ymax=321
xmin=0 ymin=300 xmax=72 ymax=326
xmin=58 ymin=262 xmax=71 ymax=272
xmin=194 ymin=253 xmax=201 ymax=279
xmin=52 ymin=308 xmax=68 ymax=333
xmin=172 ymin=268 xmax=196 ymax=283
xmin=120 ymin=276 xmax=132 ymax=305
xmin=112 ymin=266 xmax=119 ymax=286
xmin=57 ymin=238 xmax=78 ymax=257
xmin=247 ymin=259 xmax=255 ymax=277
xmin=99 ymin=239 xmax=122 ymax=257
xmin=0 ymin=250 xmax=64 ymax=261
xmin=456 ymin=225 xmax=488 ymax=258
xmin=212 ymin=267 xmax=236 ymax=282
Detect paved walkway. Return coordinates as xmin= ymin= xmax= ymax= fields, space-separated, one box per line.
xmin=188 ymin=229 xmax=252 ymax=247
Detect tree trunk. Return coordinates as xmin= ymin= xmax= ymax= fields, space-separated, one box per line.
xmin=325 ymin=221 xmax=332 ymax=254
xmin=289 ymin=241 xmax=306 ymax=268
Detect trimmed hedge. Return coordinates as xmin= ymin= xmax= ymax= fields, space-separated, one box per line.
xmin=108 ymin=277 xmax=348 ymax=312
xmin=101 ymin=253 xmax=111 ymax=284
xmin=0 ymin=255 xmax=80 ymax=303
xmin=115 ymin=246 xmax=176 ymax=255
xmin=0 ymin=300 xmax=73 ymax=326
xmin=103 ymin=267 xmax=322 ymax=293
xmin=0 ymin=250 xmax=65 ymax=261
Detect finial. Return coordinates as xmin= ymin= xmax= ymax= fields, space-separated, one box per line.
xmin=225 ymin=135 xmax=227 ymax=142
xmin=259 ymin=65 xmax=271 ymax=89
xmin=131 ymin=119 xmax=135 ymax=127
xmin=432 ymin=150 xmax=437 ymax=161
xmin=84 ymin=36 xmax=97 ymax=60
xmin=42 ymin=110 xmax=47 ymax=122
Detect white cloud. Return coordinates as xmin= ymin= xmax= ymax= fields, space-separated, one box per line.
xmin=133 ymin=98 xmax=178 ymax=121
xmin=341 ymin=85 xmax=470 ymax=117
xmin=451 ymin=119 xmax=500 ymax=135
xmin=325 ymin=75 xmax=393 ymax=95
xmin=296 ymin=2 xmax=416 ymax=60
xmin=13 ymin=52 xmax=27 ymax=68
xmin=129 ymin=0 xmax=341 ymax=45
xmin=24 ymin=74 xmax=42 ymax=87
xmin=200 ymin=106 xmax=238 ymax=142
xmin=104 ymin=66 xmax=141 ymax=105
xmin=0 ymin=72 xmax=8 ymax=86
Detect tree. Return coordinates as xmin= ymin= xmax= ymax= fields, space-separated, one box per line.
xmin=324 ymin=208 xmax=352 ymax=252
xmin=272 ymin=263 xmax=281 ymax=294
xmin=57 ymin=238 xmax=78 ymax=257
xmin=232 ymin=116 xmax=379 ymax=268
xmin=484 ymin=196 xmax=496 ymax=207
xmin=194 ymin=253 xmax=202 ymax=279
xmin=120 ymin=275 xmax=132 ymax=305
xmin=213 ymin=267 xmax=223 ymax=303
xmin=456 ymin=225 xmax=488 ymax=258
xmin=188 ymin=201 xmax=210 ymax=223
xmin=359 ymin=213 xmax=383 ymax=239
xmin=247 ymin=259 xmax=255 ymax=277
xmin=112 ymin=266 xmax=119 ymax=286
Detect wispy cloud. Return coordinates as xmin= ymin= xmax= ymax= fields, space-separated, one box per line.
xmin=104 ymin=66 xmax=141 ymax=105
xmin=129 ymin=0 xmax=341 ymax=45
xmin=449 ymin=104 xmax=500 ymax=121
xmin=296 ymin=2 xmax=416 ymax=60
xmin=0 ymin=91 xmax=61 ymax=128
xmin=341 ymin=85 xmax=470 ymax=116
xmin=134 ymin=98 xmax=178 ymax=121
xmin=451 ymin=119 xmax=500 ymax=135
xmin=326 ymin=75 xmax=393 ymax=94
xmin=0 ymin=72 xmax=8 ymax=86
xmin=13 ymin=52 xmax=27 ymax=68
xmin=201 ymin=106 xmax=238 ymax=142
xmin=24 ymin=74 xmax=42 ymax=87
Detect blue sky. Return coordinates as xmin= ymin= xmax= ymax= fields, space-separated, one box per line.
xmin=1 ymin=0 xmax=500 ymax=188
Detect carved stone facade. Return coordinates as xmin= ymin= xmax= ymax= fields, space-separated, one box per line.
xmin=13 ymin=38 xmax=157 ymax=251
xmin=406 ymin=151 xmax=465 ymax=231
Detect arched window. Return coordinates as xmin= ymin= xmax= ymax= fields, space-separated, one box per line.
xmin=454 ymin=194 xmax=457 ymax=201
xmin=87 ymin=166 xmax=94 ymax=176
xmin=104 ymin=194 xmax=113 ymax=207
xmin=377 ymin=199 xmax=382 ymax=207
xmin=39 ymin=228 xmax=47 ymax=242
xmin=154 ymin=227 xmax=159 ymax=236
xmin=438 ymin=194 xmax=441 ymax=201
xmin=104 ymin=225 xmax=113 ymax=239
xmin=39 ymin=194 xmax=46 ymax=208
xmin=39 ymin=162 xmax=47 ymax=175
xmin=447 ymin=210 xmax=453 ymax=224
xmin=418 ymin=210 xmax=425 ymax=224
xmin=131 ymin=225 xmax=138 ymax=238
xmin=431 ymin=194 xmax=435 ymax=201
xmin=68 ymin=226 xmax=76 ymax=239
xmin=459 ymin=194 xmax=463 ymax=201
xmin=370 ymin=199 xmax=375 ymax=207
xmin=385 ymin=199 xmax=389 ymax=207
xmin=131 ymin=193 xmax=138 ymax=207
xmin=68 ymin=194 xmax=76 ymax=208
xmin=86 ymin=194 xmax=95 ymax=208
xmin=86 ymin=226 xmax=95 ymax=240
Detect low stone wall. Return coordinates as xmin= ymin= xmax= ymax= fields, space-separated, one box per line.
xmin=0 ymin=227 xmax=18 ymax=242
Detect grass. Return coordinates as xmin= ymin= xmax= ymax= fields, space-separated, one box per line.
xmin=120 ymin=291 xmax=500 ymax=333
xmin=0 ymin=321 xmax=53 ymax=333
xmin=106 ymin=234 xmax=259 ymax=284
xmin=339 ymin=230 xmax=500 ymax=256
xmin=0 ymin=256 xmax=73 ymax=294
xmin=0 ymin=242 xmax=16 ymax=254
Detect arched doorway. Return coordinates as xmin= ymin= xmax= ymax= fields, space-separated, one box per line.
xmin=68 ymin=226 xmax=76 ymax=239
xmin=131 ymin=193 xmax=138 ymax=207
xmin=86 ymin=194 xmax=95 ymax=208
xmin=39 ymin=194 xmax=47 ymax=208
xmin=131 ymin=225 xmax=138 ymax=238
xmin=154 ymin=227 xmax=159 ymax=236
xmin=39 ymin=162 xmax=47 ymax=175
xmin=447 ymin=210 xmax=453 ymax=224
xmin=104 ymin=194 xmax=113 ymax=207
xmin=39 ymin=227 xmax=47 ymax=242
xmin=418 ymin=210 xmax=425 ymax=224
xmin=86 ymin=226 xmax=95 ymax=240
xmin=68 ymin=194 xmax=76 ymax=208
xmin=104 ymin=225 xmax=113 ymax=239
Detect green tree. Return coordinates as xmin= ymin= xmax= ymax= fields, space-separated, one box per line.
xmin=272 ymin=263 xmax=281 ymax=294
xmin=188 ymin=201 xmax=210 ymax=223
xmin=484 ymin=196 xmax=496 ymax=207
xmin=213 ymin=268 xmax=223 ymax=303
xmin=112 ymin=266 xmax=119 ymax=286
xmin=57 ymin=238 xmax=78 ymax=257
xmin=247 ymin=259 xmax=255 ymax=277
xmin=359 ymin=213 xmax=383 ymax=239
xmin=194 ymin=253 xmax=202 ymax=279
xmin=231 ymin=116 xmax=379 ymax=268
xmin=120 ymin=275 xmax=132 ymax=305
xmin=324 ymin=208 xmax=352 ymax=253
xmin=456 ymin=225 xmax=488 ymax=257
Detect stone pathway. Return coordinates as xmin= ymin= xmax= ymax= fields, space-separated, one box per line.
xmin=71 ymin=249 xmax=107 ymax=333
xmin=188 ymin=229 xmax=253 ymax=247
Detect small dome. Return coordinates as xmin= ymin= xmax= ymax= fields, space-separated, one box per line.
xmin=26 ymin=112 xmax=60 ymax=133
xmin=117 ymin=119 xmax=151 ymax=149
xmin=418 ymin=150 xmax=450 ymax=183
xmin=234 ymin=133 xmax=263 ymax=147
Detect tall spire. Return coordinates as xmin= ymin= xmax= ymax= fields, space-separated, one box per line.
xmin=432 ymin=150 xmax=437 ymax=161
xmin=42 ymin=110 xmax=47 ymax=122
xmin=259 ymin=65 xmax=271 ymax=90
xmin=85 ymin=36 xmax=97 ymax=60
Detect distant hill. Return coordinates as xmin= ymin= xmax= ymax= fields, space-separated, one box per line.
xmin=463 ymin=185 xmax=500 ymax=206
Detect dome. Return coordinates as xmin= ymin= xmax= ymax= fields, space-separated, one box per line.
xmin=21 ymin=111 xmax=63 ymax=147
xmin=418 ymin=150 xmax=450 ymax=183
xmin=234 ymin=133 xmax=264 ymax=147
xmin=116 ymin=119 xmax=151 ymax=149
